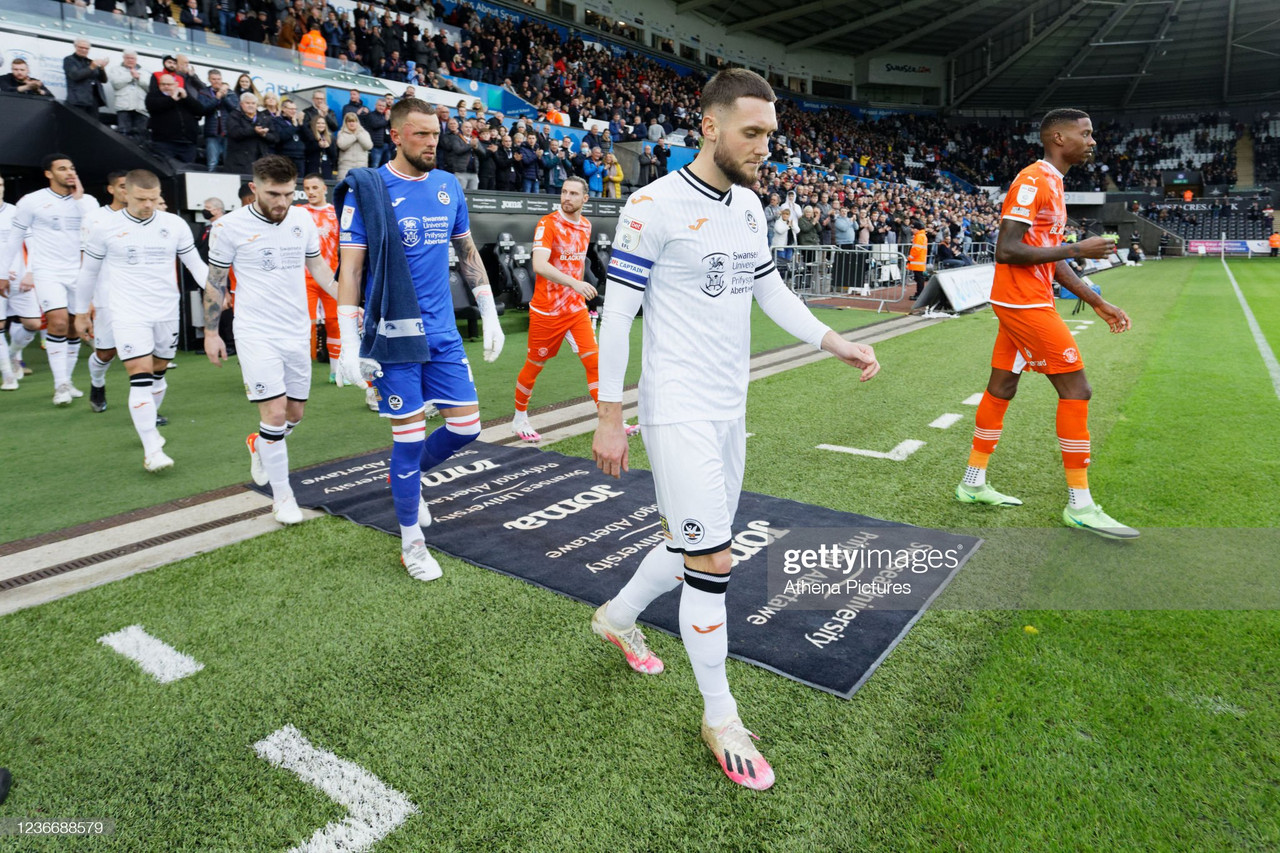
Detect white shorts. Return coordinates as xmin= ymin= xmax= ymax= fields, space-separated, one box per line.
xmin=3 ymin=283 xmax=41 ymax=319
xmin=92 ymin=305 xmax=115 ymax=350
xmin=34 ymin=272 xmax=76 ymax=314
xmin=114 ymin=316 xmax=179 ymax=362
xmin=236 ymin=335 xmax=311 ymax=402
xmin=643 ymin=417 xmax=746 ymax=556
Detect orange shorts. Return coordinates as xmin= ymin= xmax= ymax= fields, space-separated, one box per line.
xmin=307 ymin=279 xmax=337 ymax=322
xmin=991 ymin=304 xmax=1084 ymax=375
xmin=527 ymin=309 xmax=596 ymax=361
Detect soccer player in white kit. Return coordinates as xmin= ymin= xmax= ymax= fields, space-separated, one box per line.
xmin=74 ymin=170 xmax=208 ymax=471
xmin=202 ymin=155 xmax=339 ymax=525
xmin=590 ymin=70 xmax=881 ymax=791
xmin=80 ymin=170 xmax=128 ymax=412
xmin=0 ymin=154 xmax=99 ymax=404
xmin=0 ymin=174 xmax=39 ymax=390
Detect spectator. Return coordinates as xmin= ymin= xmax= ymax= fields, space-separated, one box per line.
xmin=239 ymin=10 xmax=269 ymax=43
xmin=201 ymin=69 xmax=231 ymax=172
xmin=653 ymin=140 xmax=670 ymax=177
xmin=646 ymin=117 xmax=663 ymax=142
xmin=475 ymin=125 xmax=499 ymax=190
xmin=180 ymin=0 xmax=207 ymax=30
xmin=603 ymin=151 xmax=623 ymax=198
xmin=541 ymin=138 xmax=569 ymax=195
xmin=494 ymin=133 xmax=518 ymax=191
xmin=303 ymin=89 xmax=338 ymax=133
xmin=797 ymin=205 xmax=821 ymax=246
xmin=0 ymin=58 xmax=54 ymax=97
xmin=64 ymin=39 xmax=108 ymax=121
xmin=335 ymin=110 xmax=371 ymax=180
xmin=305 ymin=114 xmax=335 ymax=179
xmin=261 ymin=91 xmax=281 ymax=119
xmin=275 ymin=98 xmax=307 ymax=177
xmin=359 ymin=96 xmax=390 ymax=166
xmin=146 ymin=72 xmax=205 ymax=163
xmin=582 ymin=147 xmax=604 ymax=196
xmin=225 ymin=92 xmax=278 ymax=175
xmin=299 ymin=24 xmax=327 ymax=68
xmin=515 ymin=132 xmax=539 ymax=194
xmin=108 ymin=50 xmax=148 ymax=141
xmin=637 ymin=144 xmax=656 ymax=186
xmin=341 ymin=88 xmax=365 ymax=118
xmin=438 ymin=117 xmax=475 ymax=188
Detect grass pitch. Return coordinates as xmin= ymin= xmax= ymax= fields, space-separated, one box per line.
xmin=1 ymin=258 xmax=1277 ymax=851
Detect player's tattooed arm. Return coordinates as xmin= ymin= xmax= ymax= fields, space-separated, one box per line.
xmin=452 ymin=234 xmax=491 ymax=293
xmin=204 ymin=264 xmax=230 ymax=330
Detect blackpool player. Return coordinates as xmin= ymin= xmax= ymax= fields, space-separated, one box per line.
xmin=953 ymin=108 xmax=1137 ymax=539
xmin=75 ymin=170 xmax=207 ymax=471
xmin=335 ymin=98 xmax=504 ymax=582
xmin=0 ymin=154 xmax=99 ymax=404
xmin=81 ymin=170 xmax=128 ymax=412
xmin=0 ymin=174 xmax=39 ymax=390
xmin=203 ymin=155 xmax=338 ymax=524
xmin=299 ymin=173 xmax=341 ymax=377
xmin=590 ymin=69 xmax=880 ymax=790
xmin=511 ymin=176 xmax=640 ymax=441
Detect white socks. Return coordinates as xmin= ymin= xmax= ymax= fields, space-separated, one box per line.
xmin=399 ymin=524 xmax=423 ymax=550
xmin=962 ymin=465 xmax=986 ymax=487
xmin=150 ymin=372 xmax=167 ymax=411
xmin=9 ymin=324 xmax=35 ymax=362
xmin=1068 ymin=487 xmax=1093 ymax=510
xmin=45 ymin=334 xmax=69 ymax=387
xmin=679 ymin=567 xmax=738 ymax=727
xmin=88 ymin=353 xmax=112 ymax=388
xmin=257 ymin=422 xmax=293 ymax=501
xmin=65 ymin=338 xmax=81 ymax=383
xmin=606 ymin=545 xmax=685 ymax=628
xmin=128 ymin=375 xmax=163 ymax=455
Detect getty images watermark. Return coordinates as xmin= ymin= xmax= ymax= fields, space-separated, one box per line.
xmin=764 ymin=527 xmax=973 ymax=612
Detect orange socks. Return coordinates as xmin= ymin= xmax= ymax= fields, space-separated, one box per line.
xmin=1057 ymin=398 xmax=1092 ymax=508
xmin=963 ymin=391 xmax=1011 ymax=486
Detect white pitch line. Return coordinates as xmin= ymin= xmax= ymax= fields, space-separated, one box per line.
xmin=929 ymin=413 xmax=963 ymax=429
xmin=1221 ymin=258 xmax=1280 ymax=401
xmin=254 ymin=725 xmax=418 ymax=853
xmin=97 ymin=625 xmax=204 ymax=683
xmin=817 ymin=439 xmax=925 ymax=461
xmin=962 ymin=393 xmax=984 ymax=406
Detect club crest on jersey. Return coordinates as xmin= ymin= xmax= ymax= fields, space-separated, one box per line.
xmin=681 ymin=519 xmax=704 ymax=544
xmin=399 ymin=217 xmax=421 ymax=247
xmin=126 ymin=247 xmax=140 ymax=265
xmin=121 ymin=343 xmax=134 ymax=355
xmin=388 ymin=394 xmax=403 ymax=411
xmin=340 ymin=205 xmax=354 ymax=229
xmin=1063 ymin=347 xmax=1079 ymax=364
xmin=438 ymin=188 xmax=450 ymax=205
xmin=292 ymin=226 xmax=303 ymax=239
xmin=701 ymin=252 xmax=728 ymax=298
xmin=159 ymin=228 xmax=170 ymax=239
xmin=260 ymin=247 xmax=277 ymax=271
xmin=745 ymin=211 xmax=758 ymax=232
xmin=1016 ymin=183 xmax=1037 ymax=206
xmin=253 ymin=383 xmax=266 ymax=396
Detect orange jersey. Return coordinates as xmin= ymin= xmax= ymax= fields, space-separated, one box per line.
xmin=531 ymin=210 xmax=592 ymax=316
xmin=993 ymin=160 xmax=1067 ymax=308
xmin=301 ymin=203 xmax=339 ymax=288
xmin=907 ymin=229 xmax=928 ymax=271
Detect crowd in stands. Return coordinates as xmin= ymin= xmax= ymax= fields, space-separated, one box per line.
xmin=1253 ymin=114 xmax=1280 ymax=185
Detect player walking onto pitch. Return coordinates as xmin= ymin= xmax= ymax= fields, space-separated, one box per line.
xmin=80 ymin=170 xmax=128 ymax=413
xmin=511 ymin=176 xmax=638 ymax=442
xmin=335 ymin=98 xmax=504 ymax=582
xmin=590 ymin=69 xmax=880 ymax=791
xmin=75 ymin=170 xmax=208 ymax=471
xmin=0 ymin=174 xmax=40 ymax=390
xmin=954 ymin=108 xmax=1138 ymax=539
xmin=203 ymin=155 xmax=339 ymax=524
xmin=0 ymin=154 xmax=99 ymax=405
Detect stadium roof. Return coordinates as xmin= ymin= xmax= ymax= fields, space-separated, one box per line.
xmin=674 ymin=0 xmax=1280 ymax=112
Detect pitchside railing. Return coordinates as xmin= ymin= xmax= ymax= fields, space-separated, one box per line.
xmin=772 ymin=246 xmax=907 ymax=309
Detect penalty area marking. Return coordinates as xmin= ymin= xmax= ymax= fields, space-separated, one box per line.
xmin=97 ymin=625 xmax=204 ymax=683
xmin=253 ymin=725 xmax=418 ymax=853
xmin=929 ymin=413 xmax=963 ymax=429
xmin=818 ymin=440 xmax=925 ymax=461
xmin=1221 ymin=258 xmax=1280 ymax=401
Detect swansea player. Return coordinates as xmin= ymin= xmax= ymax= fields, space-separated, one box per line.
xmin=203 ymin=156 xmax=338 ymax=524
xmin=590 ymin=69 xmax=880 ymax=790
xmin=335 ymin=98 xmax=504 ymax=582
xmin=75 ymin=170 xmax=207 ymax=471
xmin=0 ymin=154 xmax=99 ymax=404
xmin=953 ymin=108 xmax=1137 ymax=540
xmin=511 ymin=176 xmax=639 ymax=441
xmin=0 ymin=174 xmax=39 ymax=389
xmin=80 ymin=170 xmax=128 ymax=412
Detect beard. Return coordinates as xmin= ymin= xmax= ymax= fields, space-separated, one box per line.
xmin=561 ymin=197 xmax=582 ymax=215
xmin=403 ymin=149 xmax=436 ymax=172
xmin=713 ymin=145 xmax=759 ymax=188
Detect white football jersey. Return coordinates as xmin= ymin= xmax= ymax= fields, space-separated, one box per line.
xmin=81 ymin=209 xmax=196 ymax=322
xmin=80 ymin=204 xmax=121 ymax=308
xmin=605 ymin=167 xmax=777 ymax=424
xmin=207 ymin=204 xmax=321 ymax=341
xmin=0 ymin=202 xmax=16 ymax=276
xmin=4 ymin=189 xmax=98 ymax=281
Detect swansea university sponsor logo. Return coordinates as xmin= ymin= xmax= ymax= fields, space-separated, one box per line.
xmin=399 ymin=217 xmax=420 ymax=247
xmin=701 ymin=252 xmax=728 ymax=298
